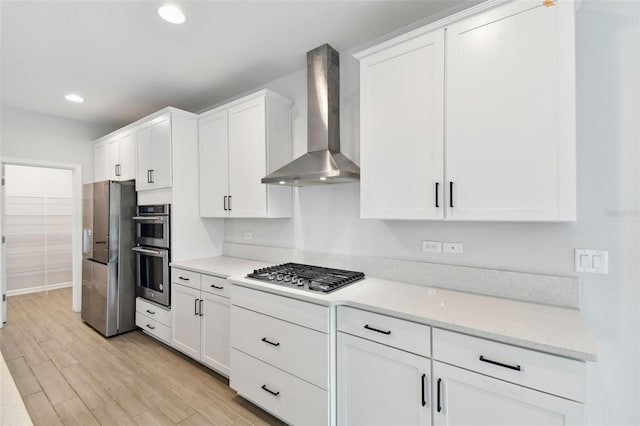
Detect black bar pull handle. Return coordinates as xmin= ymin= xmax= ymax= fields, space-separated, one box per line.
xmin=194 ymin=298 xmax=199 ymax=316
xmin=261 ymin=385 xmax=280 ymax=397
xmin=364 ymin=324 xmax=391 ymax=335
xmin=435 ymin=182 xmax=440 ymax=208
xmin=146 ymin=309 xmax=155 ymax=315
xmin=147 ymin=170 xmax=151 ymax=183
xmin=261 ymin=337 xmax=280 ymax=347
xmin=449 ymin=181 xmax=454 ymax=208
xmin=437 ymin=378 xmax=442 ymax=412
xmin=210 ymin=284 xmax=224 ymax=290
xmin=146 ymin=324 xmax=155 ymax=330
xmin=479 ymin=355 xmax=521 ymax=371
xmin=228 ymin=195 xmax=232 ymax=211
xmin=223 ymin=196 xmax=228 ymax=211
xmin=199 ymin=299 xmax=203 ymax=317
xmin=421 ymin=374 xmax=427 ymax=407
xmin=179 ymin=276 xmax=190 ymax=281
xmin=149 ymin=169 xmax=155 ymax=183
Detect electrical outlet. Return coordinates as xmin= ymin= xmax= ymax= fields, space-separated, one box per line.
xmin=443 ymin=242 xmax=463 ymax=254
xmin=575 ymin=249 xmax=608 ymax=274
xmin=422 ymin=241 xmax=442 ymax=253
xmin=243 ymin=232 xmax=253 ymax=240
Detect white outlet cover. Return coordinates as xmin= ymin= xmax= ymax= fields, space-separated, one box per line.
xmin=443 ymin=242 xmax=463 ymax=254
xmin=243 ymin=232 xmax=253 ymax=240
xmin=575 ymin=249 xmax=608 ymax=274
xmin=422 ymin=241 xmax=442 ymax=253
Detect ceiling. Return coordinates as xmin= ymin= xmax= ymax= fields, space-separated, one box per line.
xmin=1 ymin=1 xmax=465 ymax=129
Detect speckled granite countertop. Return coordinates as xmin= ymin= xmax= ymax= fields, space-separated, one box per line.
xmin=171 ymin=256 xmax=597 ymax=362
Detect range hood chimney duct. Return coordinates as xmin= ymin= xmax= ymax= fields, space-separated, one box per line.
xmin=261 ymin=44 xmax=360 ymax=186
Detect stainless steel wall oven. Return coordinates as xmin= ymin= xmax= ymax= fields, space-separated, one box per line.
xmin=133 ymin=204 xmax=171 ymax=306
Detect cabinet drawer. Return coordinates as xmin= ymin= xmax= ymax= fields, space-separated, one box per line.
xmin=337 ymin=306 xmax=431 ymax=357
xmin=136 ymin=297 xmax=171 ymax=327
xmin=231 ymin=306 xmax=328 ymax=389
xmin=201 ymin=274 xmax=230 ymax=298
xmin=136 ymin=312 xmax=171 ymax=343
xmin=433 ymin=328 xmax=586 ymax=402
xmin=230 ymin=349 xmax=328 ymax=426
xmin=172 ymin=268 xmax=201 ymax=290
xmin=231 ymin=285 xmax=329 ymax=333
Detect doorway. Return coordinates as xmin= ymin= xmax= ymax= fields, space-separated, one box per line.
xmin=1 ymin=158 xmax=83 ymax=327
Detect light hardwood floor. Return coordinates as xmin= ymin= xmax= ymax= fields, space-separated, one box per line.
xmin=0 ymin=288 xmax=286 ymax=426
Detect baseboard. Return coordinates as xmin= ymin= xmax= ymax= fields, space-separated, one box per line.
xmin=7 ymin=282 xmax=73 ymax=297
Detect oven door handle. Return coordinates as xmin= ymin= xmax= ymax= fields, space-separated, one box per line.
xmin=132 ymin=247 xmax=167 ymax=257
xmin=132 ymin=216 xmax=166 ymax=221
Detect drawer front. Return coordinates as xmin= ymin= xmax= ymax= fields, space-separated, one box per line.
xmin=433 ymin=328 xmax=586 ymax=402
xmin=172 ymin=268 xmax=201 ymax=290
xmin=337 ymin=306 xmax=431 ymax=357
xmin=230 ymin=349 xmax=328 ymax=426
xmin=201 ymin=274 xmax=230 ymax=298
xmin=231 ymin=285 xmax=329 ymax=333
xmin=136 ymin=297 xmax=171 ymax=326
xmin=136 ymin=312 xmax=171 ymax=343
xmin=231 ymin=306 xmax=328 ymax=389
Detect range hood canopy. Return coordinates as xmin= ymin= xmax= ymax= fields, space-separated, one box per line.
xmin=262 ymin=44 xmax=360 ymax=187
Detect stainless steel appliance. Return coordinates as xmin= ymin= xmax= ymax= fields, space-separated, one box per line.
xmin=82 ymin=181 xmax=137 ymax=337
xmin=246 ymin=263 xmax=365 ymax=293
xmin=261 ymin=44 xmax=360 ymax=186
xmin=133 ymin=204 xmax=171 ymax=306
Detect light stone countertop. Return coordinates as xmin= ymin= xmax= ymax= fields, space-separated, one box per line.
xmin=170 ymin=256 xmax=597 ymax=362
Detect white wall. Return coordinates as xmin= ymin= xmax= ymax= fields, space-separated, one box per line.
xmin=0 ymin=106 xmax=114 ymax=182
xmin=225 ymin=1 xmax=640 ymax=424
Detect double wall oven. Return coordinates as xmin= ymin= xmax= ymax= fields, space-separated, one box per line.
xmin=132 ymin=204 xmax=171 ymax=306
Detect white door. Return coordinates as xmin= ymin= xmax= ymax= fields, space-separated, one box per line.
xmin=1 ymin=164 xmax=5 ymax=324
xmin=171 ymin=283 xmax=201 ymax=359
xmin=119 ymin=130 xmax=136 ymax=181
xmin=445 ymin=1 xmax=575 ymax=221
xmin=359 ymin=29 xmax=445 ymax=220
xmin=228 ymin=96 xmax=268 ymax=218
xmin=94 ymin=140 xmax=108 ymax=182
xmin=200 ymin=291 xmax=230 ymax=376
xmin=106 ymin=136 xmax=120 ymax=180
xmin=150 ymin=113 xmax=172 ymax=189
xmin=199 ymin=111 xmax=229 ymax=217
xmin=337 ymin=333 xmax=432 ymax=426
xmin=135 ymin=124 xmax=153 ymax=191
xmin=433 ymin=361 xmax=583 ymax=425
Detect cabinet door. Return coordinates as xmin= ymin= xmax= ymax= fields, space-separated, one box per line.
xmin=359 ymin=29 xmax=445 ymax=220
xmin=433 ymin=361 xmax=583 ymax=426
xmin=135 ymin=124 xmax=153 ymax=191
xmin=200 ymin=292 xmax=230 ymax=376
xmin=171 ymin=284 xmax=201 ymax=359
xmin=150 ymin=113 xmax=172 ymax=189
xmin=337 ymin=333 xmax=431 ymax=426
xmin=199 ymin=111 xmax=229 ymax=217
xmin=119 ymin=130 xmax=136 ymax=181
xmin=94 ymin=140 xmax=108 ymax=182
xmin=106 ymin=136 xmax=120 ymax=180
xmin=445 ymin=1 xmax=575 ymax=221
xmin=228 ymin=96 xmax=268 ymax=218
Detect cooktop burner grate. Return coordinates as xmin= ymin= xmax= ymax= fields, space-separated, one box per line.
xmin=246 ymin=263 xmax=365 ymax=293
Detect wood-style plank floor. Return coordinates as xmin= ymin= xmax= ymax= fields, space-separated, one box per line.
xmin=0 ymin=288 xmax=286 ymax=426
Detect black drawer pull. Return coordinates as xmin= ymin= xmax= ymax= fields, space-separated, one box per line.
xmin=146 ymin=309 xmax=156 ymax=315
xmin=146 ymin=324 xmax=155 ymax=330
xmin=421 ymin=374 xmax=426 ymax=407
xmin=435 ymin=182 xmax=440 ymax=208
xmin=261 ymin=385 xmax=280 ymax=396
xmin=364 ymin=324 xmax=391 ymax=335
xmin=479 ymin=355 xmax=521 ymax=371
xmin=449 ymin=181 xmax=454 ymax=208
xmin=437 ymin=378 xmax=442 ymax=412
xmin=179 ymin=276 xmax=190 ymax=281
xmin=261 ymin=337 xmax=280 ymax=347
xmin=210 ymin=284 xmax=224 ymax=290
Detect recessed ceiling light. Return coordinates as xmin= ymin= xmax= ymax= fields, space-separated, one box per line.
xmin=279 ymin=181 xmax=286 ymax=185
xmin=158 ymin=4 xmax=186 ymax=24
xmin=65 ymin=94 xmax=84 ymax=103
xmin=319 ymin=177 xmax=327 ymax=181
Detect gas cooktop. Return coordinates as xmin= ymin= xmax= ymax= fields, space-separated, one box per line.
xmin=246 ymin=263 xmax=365 ymax=294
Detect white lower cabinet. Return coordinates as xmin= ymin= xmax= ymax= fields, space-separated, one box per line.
xmin=135 ymin=297 xmax=171 ymax=343
xmin=230 ymin=285 xmax=330 ymax=425
xmin=171 ymin=269 xmax=230 ymax=377
xmin=337 ymin=333 xmax=431 ymax=426
xmin=432 ymin=361 xmax=583 ymax=426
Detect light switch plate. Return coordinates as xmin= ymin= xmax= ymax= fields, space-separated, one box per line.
xmin=243 ymin=232 xmax=253 ymax=240
xmin=575 ymin=249 xmax=608 ymax=274
xmin=443 ymin=242 xmax=463 ymax=254
xmin=422 ymin=241 xmax=442 ymax=253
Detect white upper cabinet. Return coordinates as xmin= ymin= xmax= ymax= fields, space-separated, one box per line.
xmin=104 ymin=130 xmax=135 ymax=181
xmin=93 ymin=139 xmax=107 ymax=182
xmin=135 ymin=113 xmax=173 ymax=191
xmin=106 ymin=136 xmax=120 ymax=180
xmin=356 ymin=0 xmax=576 ymax=222
xmin=198 ymin=89 xmax=292 ymax=218
xmin=358 ymin=29 xmax=445 ymax=220
xmin=445 ymin=0 xmax=575 ymax=221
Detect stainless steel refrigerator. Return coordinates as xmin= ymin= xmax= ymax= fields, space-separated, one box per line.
xmin=82 ymin=180 xmax=136 ymax=337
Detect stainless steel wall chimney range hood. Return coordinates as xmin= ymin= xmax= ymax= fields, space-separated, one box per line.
xmin=262 ymin=44 xmax=360 ymax=186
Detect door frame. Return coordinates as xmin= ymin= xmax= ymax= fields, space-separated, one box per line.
xmin=0 ymin=157 xmax=83 ymax=317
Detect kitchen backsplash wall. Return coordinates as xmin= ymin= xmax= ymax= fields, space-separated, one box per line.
xmin=224 ymin=2 xmax=640 ymax=425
